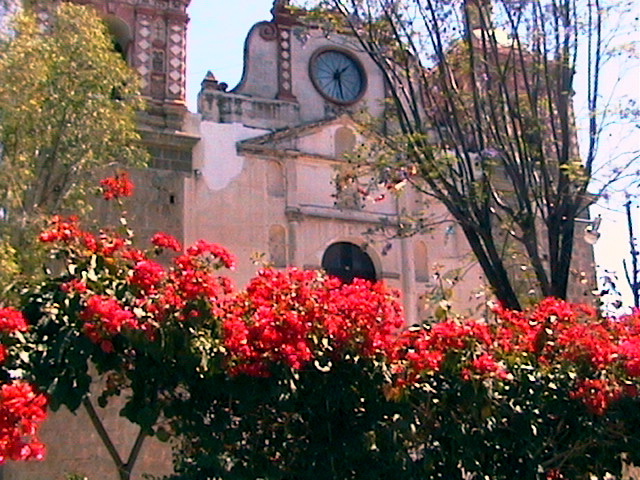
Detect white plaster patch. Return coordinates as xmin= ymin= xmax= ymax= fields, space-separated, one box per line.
xmin=198 ymin=122 xmax=268 ymax=191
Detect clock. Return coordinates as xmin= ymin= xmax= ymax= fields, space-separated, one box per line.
xmin=310 ymin=49 xmax=366 ymax=105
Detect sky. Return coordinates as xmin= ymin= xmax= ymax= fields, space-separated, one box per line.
xmin=185 ymin=1 xmax=274 ymax=111
xmin=184 ymin=0 xmax=640 ymax=306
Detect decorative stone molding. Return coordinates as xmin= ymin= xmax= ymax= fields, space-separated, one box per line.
xmin=166 ymin=20 xmax=186 ymax=99
xmin=259 ymin=22 xmax=277 ymax=41
xmin=198 ymin=89 xmax=300 ymax=130
xmin=276 ymin=25 xmax=296 ymax=101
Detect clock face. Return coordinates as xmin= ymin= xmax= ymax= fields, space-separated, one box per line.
xmin=310 ymin=50 xmax=366 ymax=104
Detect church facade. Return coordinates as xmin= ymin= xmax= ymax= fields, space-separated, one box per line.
xmin=1 ymin=0 xmax=597 ymax=478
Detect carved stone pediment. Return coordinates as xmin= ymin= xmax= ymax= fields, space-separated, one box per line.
xmin=237 ymin=114 xmax=367 ymax=160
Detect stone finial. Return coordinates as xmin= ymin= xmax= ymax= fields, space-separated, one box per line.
xmin=271 ymin=0 xmax=290 ymax=16
xmin=200 ymin=71 xmax=227 ymax=92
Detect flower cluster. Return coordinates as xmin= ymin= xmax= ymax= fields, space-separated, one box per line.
xmin=494 ymin=300 xmax=640 ymax=413
xmin=0 ymin=308 xmax=28 ymax=334
xmin=390 ymin=318 xmax=505 ymax=385
xmin=0 ymin=308 xmax=29 ymax=365
xmin=570 ymin=378 xmax=624 ymax=415
xmin=80 ymin=295 xmax=139 ymax=353
xmin=186 ymin=240 xmax=235 ymax=270
xmin=385 ymin=299 xmax=640 ymax=414
xmin=151 ymin=243 xmax=234 ymax=321
xmin=322 ymin=278 xmax=404 ymax=356
xmin=38 ymin=215 xmax=82 ymax=243
xmin=0 ymin=381 xmax=47 ymax=464
xmin=222 ymin=268 xmax=403 ymax=377
xmin=151 ymin=232 xmax=182 ymax=252
xmin=130 ymin=260 xmax=166 ymax=293
xmin=100 ymin=171 xmax=134 ymax=200
xmin=42 ymin=213 xmax=234 ymax=348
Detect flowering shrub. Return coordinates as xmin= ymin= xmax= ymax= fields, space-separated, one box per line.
xmin=222 ymin=268 xmax=402 ymax=377
xmin=0 ymin=309 xmax=47 ymax=464
xmin=3 ymin=174 xmax=639 ymax=478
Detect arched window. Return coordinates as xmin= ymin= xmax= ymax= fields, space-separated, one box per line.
xmin=104 ymin=16 xmax=132 ymax=61
xmin=266 ymin=161 xmax=285 ymax=197
xmin=321 ymin=242 xmax=376 ymax=283
xmin=269 ymin=225 xmax=287 ymax=268
xmin=414 ymin=240 xmax=429 ymax=282
xmin=152 ymin=50 xmax=165 ymax=73
xmin=334 ymin=126 xmax=356 ymax=157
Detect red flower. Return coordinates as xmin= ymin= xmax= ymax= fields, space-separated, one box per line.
xmin=100 ymin=171 xmax=134 ymax=200
xmin=0 ymin=308 xmax=28 ymax=333
xmin=95 ymin=232 xmax=126 ymax=257
xmin=121 ymin=247 xmax=148 ymax=263
xmin=0 ymin=381 xmax=47 ymax=464
xmin=546 ymin=469 xmax=566 ymax=480
xmin=60 ymin=279 xmax=88 ymax=295
xmin=80 ymin=295 xmax=138 ymax=346
xmin=222 ymin=268 xmax=402 ymax=377
xmin=620 ymin=338 xmax=640 ymax=377
xmin=130 ymin=260 xmax=165 ymax=293
xmin=151 ymin=232 xmax=182 ymax=252
xmin=466 ymin=353 xmax=508 ymax=380
xmin=571 ymin=378 xmax=624 ymax=415
xmin=38 ymin=216 xmax=81 ymax=244
xmin=186 ymin=240 xmax=236 ymax=270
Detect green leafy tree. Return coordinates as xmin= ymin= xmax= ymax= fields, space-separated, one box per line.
xmin=300 ymin=0 xmax=636 ymax=310
xmin=0 ymin=2 xmax=145 ymax=290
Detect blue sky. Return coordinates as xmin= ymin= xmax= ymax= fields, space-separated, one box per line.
xmin=186 ymin=1 xmax=274 ymax=110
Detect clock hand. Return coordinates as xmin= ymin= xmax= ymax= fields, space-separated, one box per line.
xmin=337 ymin=75 xmax=345 ymax=99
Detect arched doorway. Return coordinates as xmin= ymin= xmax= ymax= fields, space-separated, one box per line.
xmin=321 ymin=242 xmax=377 ymax=283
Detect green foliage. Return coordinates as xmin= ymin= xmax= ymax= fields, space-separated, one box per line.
xmin=0 ymin=3 xmax=146 ymax=291
xmin=167 ymin=358 xmax=415 ymax=480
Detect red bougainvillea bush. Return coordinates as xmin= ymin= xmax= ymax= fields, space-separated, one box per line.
xmin=2 ymin=172 xmax=639 ymax=479
xmin=0 ymin=309 xmax=47 ymax=464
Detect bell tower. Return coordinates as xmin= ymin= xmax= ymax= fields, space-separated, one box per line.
xmin=44 ymin=0 xmax=199 ymax=173
xmin=67 ymin=0 xmax=190 ymax=131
